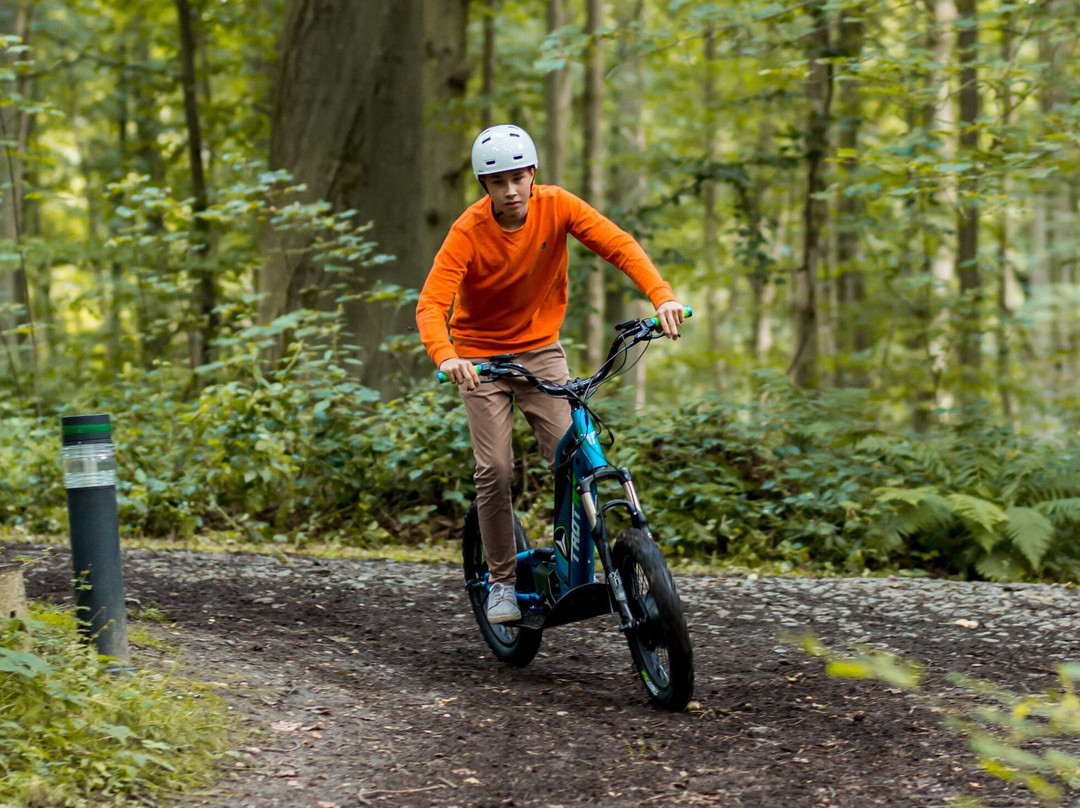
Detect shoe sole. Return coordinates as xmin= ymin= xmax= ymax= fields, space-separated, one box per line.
xmin=487 ymin=609 xmax=521 ymax=625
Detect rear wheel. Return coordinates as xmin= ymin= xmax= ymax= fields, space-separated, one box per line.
xmin=613 ymin=528 xmax=694 ymax=710
xmin=462 ymin=501 xmax=543 ymax=667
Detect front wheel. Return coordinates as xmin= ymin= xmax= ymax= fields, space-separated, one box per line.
xmin=462 ymin=501 xmax=543 ymax=667
xmin=613 ymin=528 xmax=694 ymax=710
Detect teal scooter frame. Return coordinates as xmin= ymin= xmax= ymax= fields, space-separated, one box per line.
xmin=443 ymin=309 xmax=694 ymax=710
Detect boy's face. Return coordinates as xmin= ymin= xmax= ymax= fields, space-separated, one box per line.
xmin=483 ymin=167 xmax=535 ymax=229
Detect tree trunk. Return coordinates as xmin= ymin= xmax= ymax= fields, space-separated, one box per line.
xmin=175 ymin=0 xmax=216 ymax=369
xmin=703 ymin=23 xmax=725 ymax=390
xmin=544 ymin=0 xmax=572 ymax=188
xmin=789 ymin=1 xmax=832 ymax=388
xmin=109 ymin=41 xmax=128 ymax=367
xmin=834 ymin=8 xmax=866 ymax=388
xmin=0 ymin=3 xmax=38 ymax=412
xmin=996 ymin=16 xmax=1018 ymax=417
xmin=582 ymin=0 xmax=605 ymax=370
xmin=481 ymin=0 xmax=496 ymax=126
xmin=611 ymin=0 xmax=648 ymax=408
xmin=954 ymin=0 xmax=980 ymax=387
xmin=924 ymin=0 xmax=958 ymax=417
xmin=260 ymin=0 xmax=468 ymax=396
xmin=1030 ymin=3 xmax=1069 ymax=363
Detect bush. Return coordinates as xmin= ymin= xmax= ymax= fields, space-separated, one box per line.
xmin=0 ymin=609 xmax=237 ymax=807
xmin=4 ymin=353 xmax=1080 ymax=580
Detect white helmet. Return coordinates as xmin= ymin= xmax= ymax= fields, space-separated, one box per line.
xmin=471 ymin=124 xmax=539 ymax=178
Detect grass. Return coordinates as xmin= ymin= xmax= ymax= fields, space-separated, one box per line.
xmin=0 ymin=525 xmax=462 ymax=565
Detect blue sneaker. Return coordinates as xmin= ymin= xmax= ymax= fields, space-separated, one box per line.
xmin=486 ymin=582 xmax=521 ymax=624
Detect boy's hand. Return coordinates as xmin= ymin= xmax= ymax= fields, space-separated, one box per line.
xmin=439 ymin=357 xmax=481 ymax=390
xmin=655 ymin=301 xmax=685 ymax=340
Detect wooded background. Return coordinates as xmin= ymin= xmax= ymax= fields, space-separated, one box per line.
xmin=1 ymin=0 xmax=1079 ymax=580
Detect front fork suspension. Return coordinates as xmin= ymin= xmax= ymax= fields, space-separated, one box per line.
xmin=576 ymin=469 xmax=646 ymax=628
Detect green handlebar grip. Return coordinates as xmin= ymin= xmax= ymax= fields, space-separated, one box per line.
xmin=436 ymin=363 xmax=486 ymax=384
xmin=646 ymin=306 xmax=693 ymax=330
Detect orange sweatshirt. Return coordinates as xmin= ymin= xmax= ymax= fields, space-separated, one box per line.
xmin=416 ymin=184 xmax=676 ymax=367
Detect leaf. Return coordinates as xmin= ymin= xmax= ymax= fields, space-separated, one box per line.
xmin=1035 ymin=498 xmax=1080 ymax=522
xmin=948 ymin=494 xmax=1007 ymax=552
xmin=101 ymin=722 xmax=136 ymax=742
xmin=826 ymin=660 xmax=873 ymax=680
xmin=970 ymin=734 xmax=1048 ymax=771
xmin=975 ymin=552 xmax=1026 ymax=582
xmin=1004 ymin=506 xmax=1055 ymax=569
xmin=0 ymin=647 xmax=51 ymax=678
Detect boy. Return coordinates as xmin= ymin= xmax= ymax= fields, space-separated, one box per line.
xmin=416 ymin=123 xmax=684 ymax=624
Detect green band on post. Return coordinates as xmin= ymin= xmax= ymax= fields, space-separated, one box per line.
xmin=62 ymin=423 xmax=112 ymax=436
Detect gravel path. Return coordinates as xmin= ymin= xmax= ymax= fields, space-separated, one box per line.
xmin=6 ymin=542 xmax=1080 ymax=807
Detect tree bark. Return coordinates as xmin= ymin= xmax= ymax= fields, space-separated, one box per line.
xmin=583 ymin=0 xmax=605 ymax=370
xmin=703 ymin=23 xmax=725 ymax=390
xmin=175 ymin=0 xmax=216 ymax=369
xmin=955 ymin=0 xmax=980 ymax=384
xmin=921 ymin=0 xmax=958 ymax=419
xmin=260 ymin=0 xmax=468 ymax=395
xmin=544 ymin=0 xmax=572 ymax=188
xmin=1030 ymin=1 xmax=1069 ymax=361
xmin=834 ymin=8 xmax=866 ymax=388
xmin=610 ymin=0 xmax=648 ymax=407
xmin=481 ymin=0 xmax=496 ymax=126
xmin=789 ymin=1 xmax=831 ymax=388
xmin=996 ymin=17 xmax=1018 ymax=417
xmin=0 ymin=2 xmax=39 ymax=412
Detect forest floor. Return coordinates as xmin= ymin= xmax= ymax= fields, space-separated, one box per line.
xmin=5 ymin=541 xmax=1080 ymax=807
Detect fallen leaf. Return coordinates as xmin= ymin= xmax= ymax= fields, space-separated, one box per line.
xmin=269 ymin=720 xmax=304 ymax=733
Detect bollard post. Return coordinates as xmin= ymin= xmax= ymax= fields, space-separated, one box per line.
xmin=61 ymin=414 xmax=130 ymax=666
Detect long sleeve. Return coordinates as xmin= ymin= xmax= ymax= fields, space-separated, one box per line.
xmin=561 ymin=190 xmax=676 ymax=309
xmin=414 ymin=185 xmax=676 ymax=367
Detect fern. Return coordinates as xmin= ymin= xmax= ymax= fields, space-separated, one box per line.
xmin=1004 ymin=506 xmax=1056 ymax=569
xmin=948 ymin=494 xmax=1007 ymax=552
xmin=975 ymin=551 xmax=1030 ymax=583
xmin=872 ymin=487 xmax=954 ymax=538
xmin=1035 ymin=498 xmax=1080 ymax=524
xmin=874 ymin=486 xmax=942 ymax=508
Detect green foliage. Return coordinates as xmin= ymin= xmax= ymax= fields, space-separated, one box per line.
xmin=618 ymin=370 xmax=889 ymax=572
xmin=87 ymin=341 xmax=474 ymax=545
xmin=859 ymin=412 xmax=1080 ymax=580
xmin=583 ymin=372 xmax=1080 ymax=580
xmin=0 ymin=609 xmax=236 ymax=807
xmin=4 ymin=0 xmax=1080 ymax=582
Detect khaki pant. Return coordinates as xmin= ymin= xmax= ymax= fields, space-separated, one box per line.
xmin=459 ymin=342 xmax=572 ymax=585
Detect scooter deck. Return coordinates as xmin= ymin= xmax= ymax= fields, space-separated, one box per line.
xmin=515 ymin=582 xmax=614 ymax=631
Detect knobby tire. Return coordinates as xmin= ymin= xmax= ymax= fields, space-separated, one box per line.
xmin=613 ymin=528 xmax=694 ymax=710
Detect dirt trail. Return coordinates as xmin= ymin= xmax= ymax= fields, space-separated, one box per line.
xmin=7 ymin=542 xmax=1078 ymax=807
